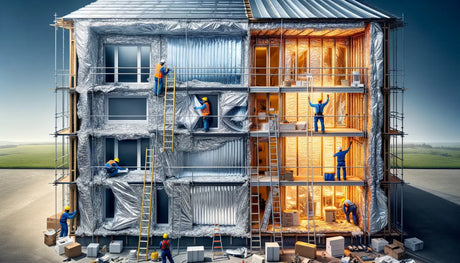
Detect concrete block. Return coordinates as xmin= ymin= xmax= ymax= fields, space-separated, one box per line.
xmin=404 ymin=237 xmax=423 ymax=251
xmin=109 ymin=240 xmax=123 ymax=254
xmin=371 ymin=238 xmax=389 ymax=253
xmin=252 ymin=254 xmax=265 ymax=263
xmin=265 ymin=242 xmax=280 ymax=262
xmin=187 ymin=246 xmax=204 ymax=262
xmin=326 ymin=236 xmax=344 ymax=257
xmin=295 ymin=241 xmax=316 ymax=259
xmin=55 ymin=237 xmax=74 ymax=255
xmin=87 ymin=243 xmax=99 ymax=257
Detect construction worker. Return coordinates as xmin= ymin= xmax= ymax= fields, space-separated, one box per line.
xmin=308 ymin=94 xmax=329 ymax=133
xmin=160 ymin=233 xmax=174 ymax=263
xmin=341 ymin=199 xmax=358 ymax=225
xmin=194 ymin=97 xmax=211 ymax=132
xmin=59 ymin=206 xmax=78 ymax=238
xmin=334 ymin=141 xmax=352 ymax=180
xmin=154 ymin=59 xmax=170 ymax=96
xmin=105 ymin=158 xmax=122 ymax=177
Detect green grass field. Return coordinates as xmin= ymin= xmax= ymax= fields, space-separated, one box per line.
xmin=397 ymin=145 xmax=460 ymax=169
xmin=0 ymin=144 xmax=64 ymax=168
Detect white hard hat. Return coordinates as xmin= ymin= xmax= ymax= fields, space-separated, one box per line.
xmin=160 ymin=59 xmax=165 ymax=64
xmin=338 ymin=146 xmax=342 ymax=151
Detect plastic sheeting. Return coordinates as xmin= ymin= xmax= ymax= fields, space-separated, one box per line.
xmin=367 ymin=22 xmax=387 ymax=234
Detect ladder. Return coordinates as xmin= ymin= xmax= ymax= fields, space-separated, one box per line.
xmin=268 ymin=113 xmax=283 ymax=249
xmin=137 ymin=148 xmax=155 ymax=261
xmin=162 ymin=67 xmax=177 ymax=152
xmin=212 ymin=224 xmax=227 ymax=260
xmin=305 ymin=74 xmax=316 ymax=244
xmin=250 ymin=164 xmax=262 ymax=253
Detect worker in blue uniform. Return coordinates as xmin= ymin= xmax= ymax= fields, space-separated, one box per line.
xmin=333 ymin=141 xmax=352 ymax=180
xmin=59 ymin=206 xmax=78 ymax=238
xmin=194 ymin=97 xmax=211 ymax=132
xmin=154 ymin=59 xmax=170 ymax=96
xmin=341 ymin=198 xmax=358 ymax=225
xmin=308 ymin=94 xmax=329 ymax=133
xmin=105 ymin=158 xmax=122 ymax=177
xmin=160 ymin=233 xmax=174 ymax=263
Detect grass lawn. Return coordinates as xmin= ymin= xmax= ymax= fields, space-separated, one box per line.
xmin=0 ymin=144 xmax=64 ymax=168
xmin=394 ymin=145 xmax=460 ymax=169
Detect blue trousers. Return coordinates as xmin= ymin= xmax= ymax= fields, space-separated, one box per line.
xmin=345 ymin=205 xmax=358 ymax=225
xmin=203 ymin=116 xmax=210 ymax=132
xmin=161 ymin=250 xmax=174 ymax=263
xmin=59 ymin=222 xmax=68 ymax=237
xmin=154 ymin=77 xmax=163 ymax=95
xmin=105 ymin=167 xmax=118 ymax=177
xmin=314 ymin=116 xmax=325 ymax=132
xmin=337 ymin=162 xmax=346 ymax=180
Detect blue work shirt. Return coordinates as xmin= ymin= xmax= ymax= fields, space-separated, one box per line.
xmin=309 ymin=97 xmax=329 ymax=115
xmin=60 ymin=211 xmax=77 ymax=223
xmin=334 ymin=145 xmax=351 ymax=163
xmin=342 ymin=200 xmax=356 ymax=213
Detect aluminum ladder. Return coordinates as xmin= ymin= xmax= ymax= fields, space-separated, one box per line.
xmin=137 ymin=148 xmax=155 ymax=261
xmin=212 ymin=224 xmax=227 ymax=260
xmin=268 ymin=113 xmax=283 ymax=249
xmin=250 ymin=163 xmax=262 ymax=253
xmin=162 ymin=67 xmax=177 ymax=152
xmin=305 ymin=74 xmax=317 ymax=244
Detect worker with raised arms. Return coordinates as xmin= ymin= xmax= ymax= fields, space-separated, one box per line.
xmin=308 ymin=94 xmax=329 ymax=133
xmin=154 ymin=59 xmax=170 ymax=96
xmin=333 ymin=141 xmax=352 ymax=180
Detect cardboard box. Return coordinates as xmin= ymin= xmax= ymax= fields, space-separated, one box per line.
xmin=65 ymin=242 xmax=81 ymax=258
xmin=265 ymin=242 xmax=280 ymax=262
xmin=55 ymin=236 xmax=74 ymax=255
xmin=384 ymin=244 xmax=405 ymax=260
xmin=110 ymin=240 xmax=123 ymax=254
xmin=47 ymin=212 xmax=63 ymax=230
xmin=295 ymin=241 xmax=316 ymax=259
xmin=324 ymin=207 xmax=336 ymax=222
xmin=44 ymin=230 xmax=57 ymax=246
xmin=187 ymin=246 xmax=204 ymax=262
xmin=87 ymin=243 xmax=99 ymax=257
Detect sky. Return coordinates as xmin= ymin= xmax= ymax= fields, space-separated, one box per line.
xmin=0 ymin=0 xmax=459 ymax=143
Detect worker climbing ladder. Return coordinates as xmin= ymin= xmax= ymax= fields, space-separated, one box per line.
xmin=305 ymin=74 xmax=317 ymax=244
xmin=212 ymin=224 xmax=227 ymax=260
xmin=268 ymin=112 xmax=283 ymax=249
xmin=249 ymin=143 xmax=262 ymax=253
xmin=137 ymin=148 xmax=156 ymax=261
xmin=162 ymin=67 xmax=177 ymax=152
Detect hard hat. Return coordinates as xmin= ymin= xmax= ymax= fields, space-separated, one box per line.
xmin=317 ymin=98 xmax=322 ymax=102
xmin=114 ymin=158 xmax=120 ymax=162
xmin=64 ymin=206 xmax=70 ymax=210
xmin=202 ymin=97 xmax=208 ymax=102
xmin=160 ymin=59 xmax=165 ymax=64
xmin=338 ymin=146 xmax=342 ymax=151
xmin=340 ymin=198 xmax=346 ymax=204
xmin=163 ymin=233 xmax=168 ymax=239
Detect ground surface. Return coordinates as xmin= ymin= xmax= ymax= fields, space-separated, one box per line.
xmin=0 ymin=169 xmax=459 ymax=262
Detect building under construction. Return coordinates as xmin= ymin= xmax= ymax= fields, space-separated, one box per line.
xmin=52 ymin=0 xmax=405 ymax=254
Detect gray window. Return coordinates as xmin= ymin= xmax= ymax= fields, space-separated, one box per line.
xmin=156 ymin=189 xmax=169 ymax=224
xmin=105 ymin=45 xmax=150 ymax=83
xmin=108 ymin=97 xmax=147 ymax=121
xmin=105 ymin=138 xmax=150 ymax=170
xmin=104 ymin=188 xmax=116 ymax=220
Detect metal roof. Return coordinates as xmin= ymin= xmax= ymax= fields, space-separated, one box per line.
xmin=248 ymin=0 xmax=395 ymax=19
xmin=63 ymin=0 xmax=248 ymax=20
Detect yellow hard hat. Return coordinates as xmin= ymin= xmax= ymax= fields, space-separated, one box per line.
xmin=114 ymin=158 xmax=120 ymax=162
xmin=340 ymin=198 xmax=346 ymax=204
xmin=317 ymin=98 xmax=322 ymax=102
xmin=163 ymin=233 xmax=168 ymax=239
xmin=202 ymin=97 xmax=208 ymax=102
xmin=64 ymin=206 xmax=70 ymax=210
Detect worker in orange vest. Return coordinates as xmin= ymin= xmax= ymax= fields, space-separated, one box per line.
xmin=159 ymin=233 xmax=174 ymax=263
xmin=154 ymin=59 xmax=170 ymax=96
xmin=194 ymin=97 xmax=211 ymax=132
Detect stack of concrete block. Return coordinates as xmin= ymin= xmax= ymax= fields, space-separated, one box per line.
xmin=110 ymin=240 xmax=123 ymax=254
xmin=282 ymin=210 xmax=300 ymax=227
xmin=404 ymin=237 xmax=423 ymax=251
xmin=265 ymin=242 xmax=280 ymax=262
xmin=187 ymin=246 xmax=204 ymax=262
xmin=326 ymin=236 xmax=344 ymax=257
xmin=87 ymin=243 xmax=99 ymax=257
xmin=371 ymin=238 xmax=389 ymax=253
xmin=55 ymin=237 xmax=74 ymax=255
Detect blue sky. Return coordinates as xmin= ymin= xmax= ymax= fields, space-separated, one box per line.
xmin=0 ymin=0 xmax=459 ymax=143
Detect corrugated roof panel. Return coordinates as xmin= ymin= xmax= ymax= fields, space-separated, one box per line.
xmin=64 ymin=0 xmax=248 ymax=19
xmin=249 ymin=0 xmax=395 ymax=19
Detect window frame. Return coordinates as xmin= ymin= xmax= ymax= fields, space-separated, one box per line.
xmin=103 ymin=187 xmax=116 ymax=221
xmin=105 ymin=138 xmax=150 ymax=171
xmin=104 ymin=45 xmax=150 ymax=84
xmin=193 ymin=94 xmax=219 ymax=131
xmin=106 ymin=95 xmax=148 ymax=123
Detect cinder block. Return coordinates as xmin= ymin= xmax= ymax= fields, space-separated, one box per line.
xmin=87 ymin=243 xmax=99 ymax=257
xmin=187 ymin=246 xmax=204 ymax=262
xmin=55 ymin=237 xmax=74 ymax=255
xmin=371 ymin=238 xmax=389 ymax=253
xmin=326 ymin=236 xmax=344 ymax=257
xmin=110 ymin=240 xmax=123 ymax=254
xmin=265 ymin=242 xmax=280 ymax=262
xmin=404 ymin=237 xmax=423 ymax=251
